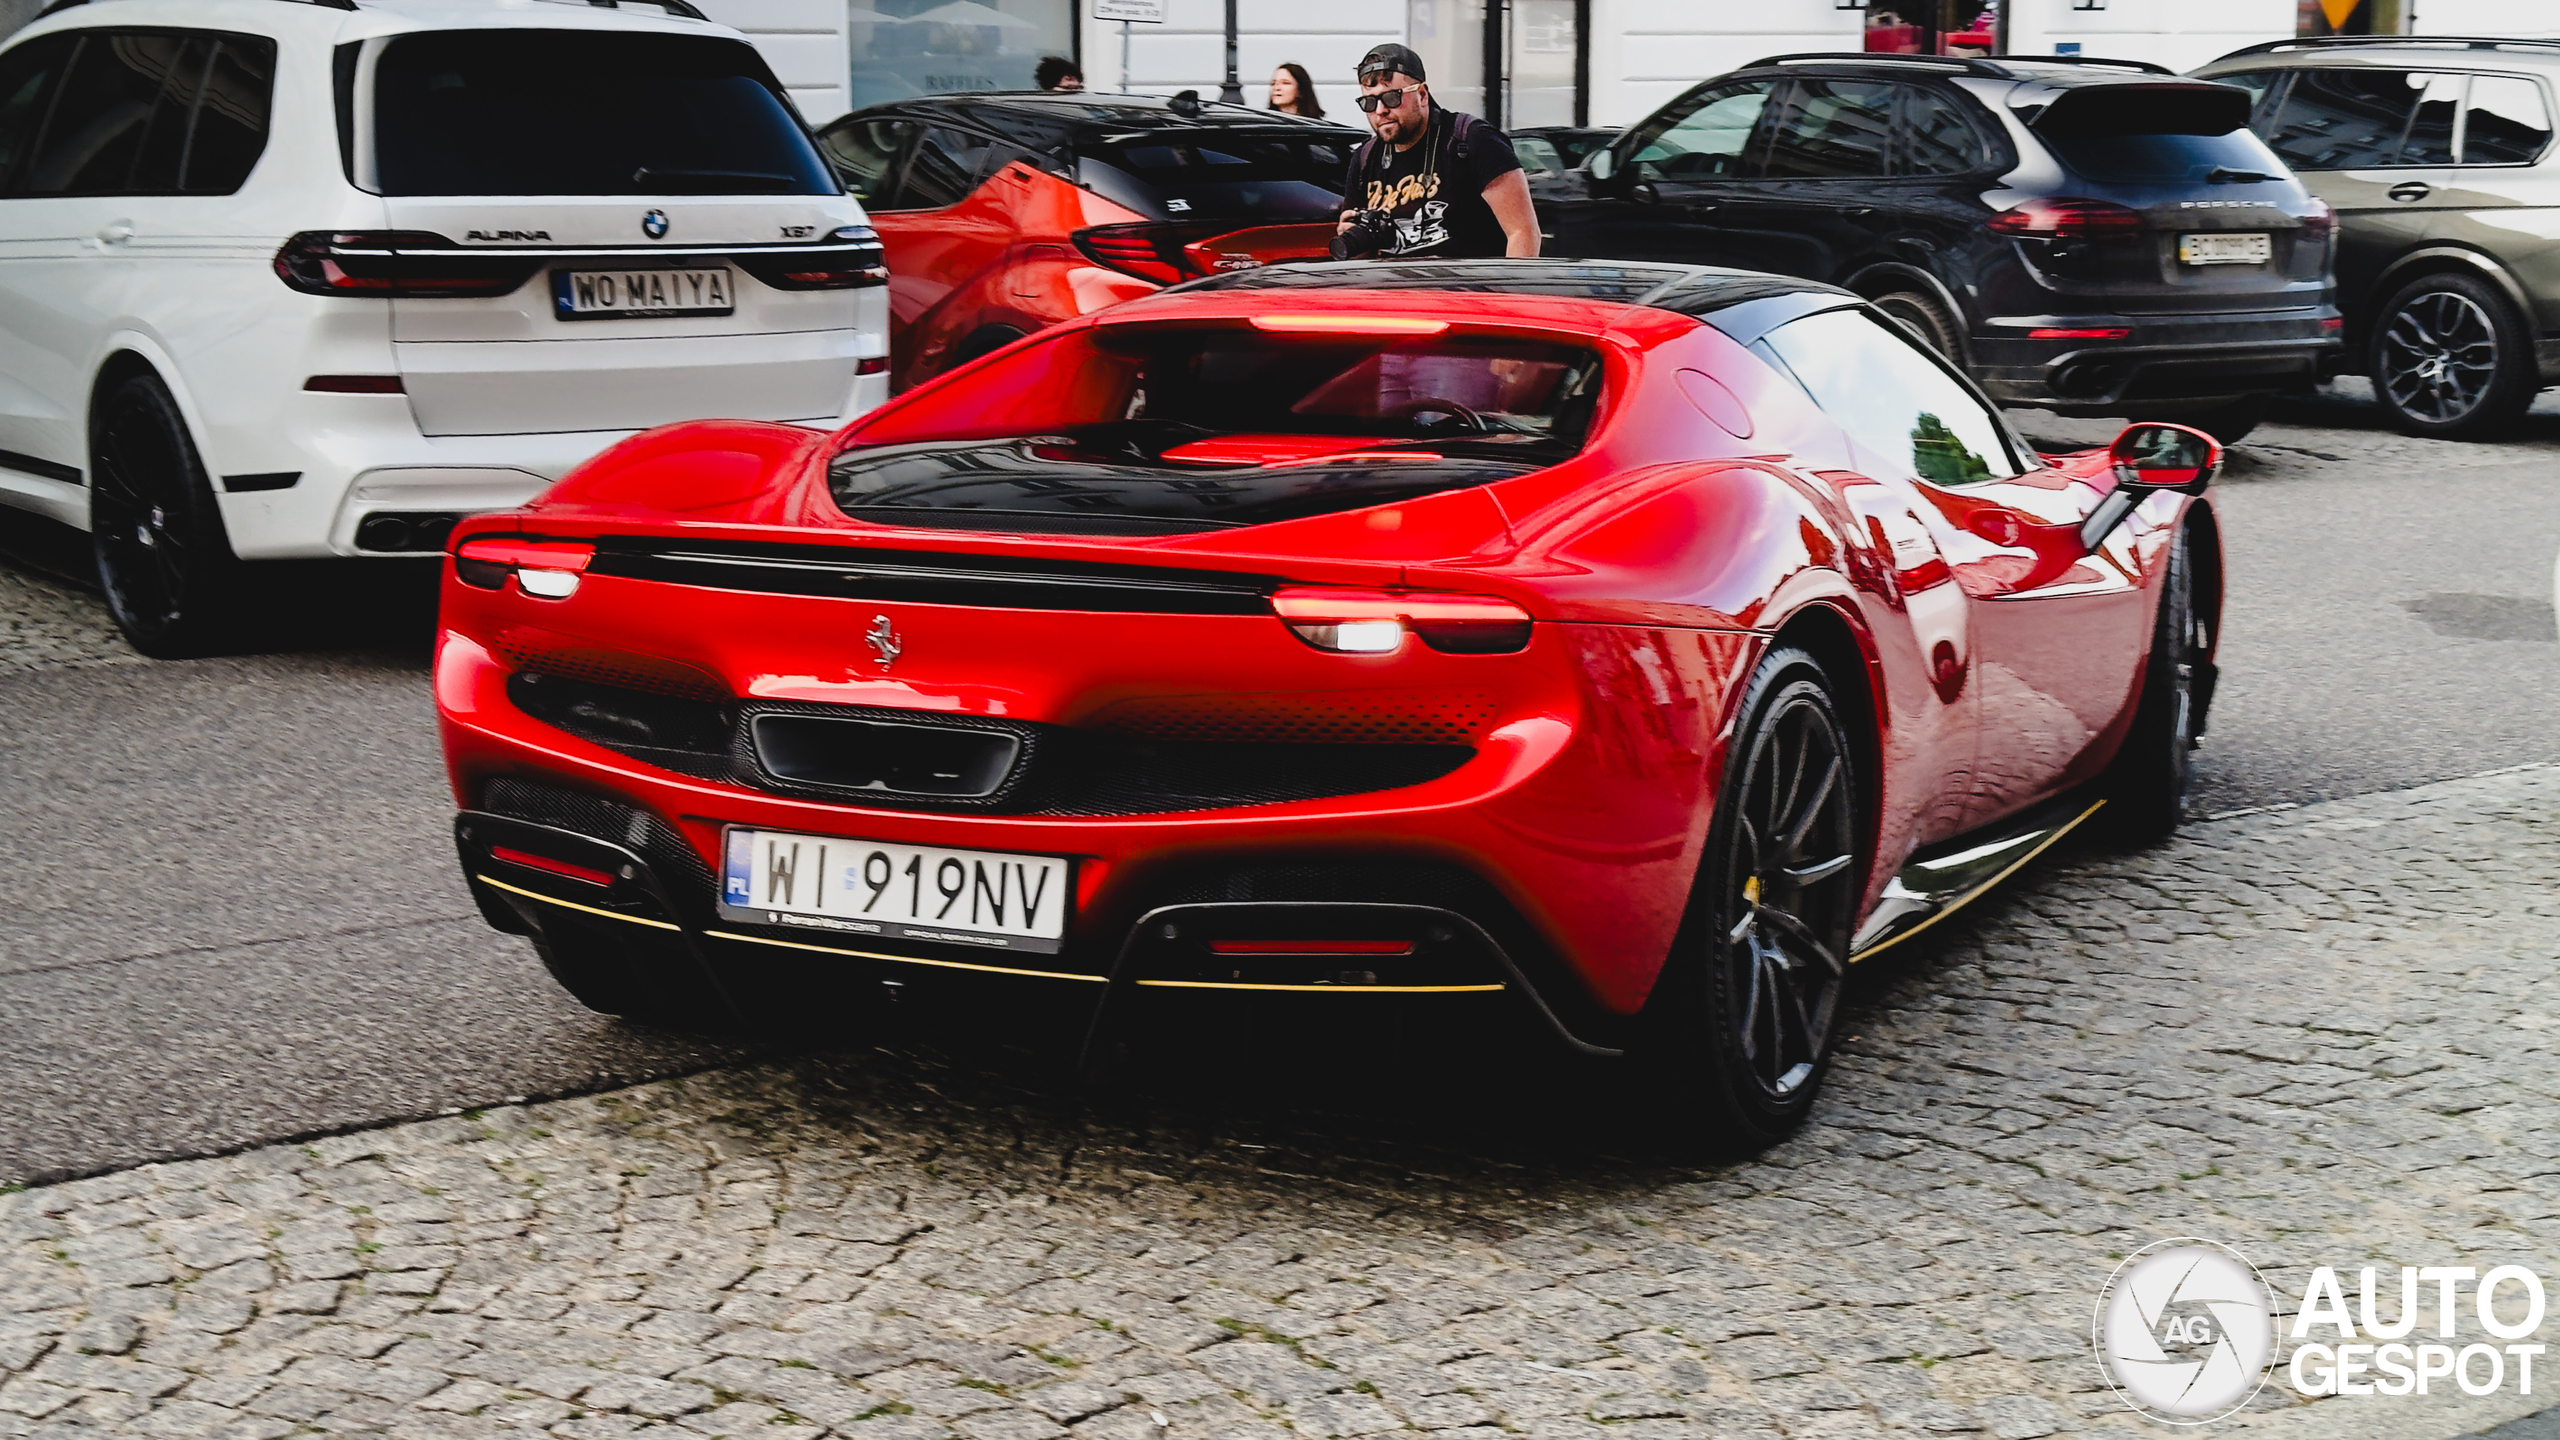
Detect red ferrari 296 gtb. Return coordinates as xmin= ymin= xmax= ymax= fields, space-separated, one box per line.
xmin=436 ymin=260 xmax=2223 ymax=1145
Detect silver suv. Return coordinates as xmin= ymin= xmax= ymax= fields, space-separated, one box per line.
xmin=2197 ymin=37 xmax=2560 ymax=436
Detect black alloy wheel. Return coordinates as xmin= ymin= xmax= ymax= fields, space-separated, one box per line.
xmin=90 ymin=372 xmax=239 ymax=657
xmin=1642 ymin=645 xmax=1862 ymax=1150
xmin=2370 ymin=271 xmax=2537 ymax=439
xmin=1872 ymin=289 xmax=1964 ymax=364
xmin=2100 ymin=521 xmax=2211 ymax=845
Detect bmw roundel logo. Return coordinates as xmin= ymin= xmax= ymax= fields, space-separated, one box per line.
xmin=641 ymin=209 xmax=670 ymax=239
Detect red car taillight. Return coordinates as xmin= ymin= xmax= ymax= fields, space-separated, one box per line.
xmin=1271 ymin=587 xmax=1533 ymax=655
xmin=454 ymin=537 xmax=596 ymax=598
xmin=1072 ymin=222 xmax=1207 ymax=286
xmin=274 ymin=231 xmax=543 ymax=298
xmin=2298 ymin=197 xmax=2335 ymax=242
xmin=1985 ymin=199 xmax=2143 ymax=239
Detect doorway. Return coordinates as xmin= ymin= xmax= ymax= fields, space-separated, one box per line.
xmin=2297 ymin=0 xmax=2411 ymax=36
xmin=1862 ymin=0 xmax=2004 ymax=59
xmin=1404 ymin=0 xmax=1588 ymax=130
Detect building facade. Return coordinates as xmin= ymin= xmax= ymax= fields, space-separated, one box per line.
xmin=0 ymin=0 xmax=2535 ymax=132
xmin=681 ymin=0 xmax=2560 ymax=131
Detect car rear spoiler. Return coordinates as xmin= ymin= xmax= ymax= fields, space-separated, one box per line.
xmin=2011 ymin=81 xmax=2255 ymax=136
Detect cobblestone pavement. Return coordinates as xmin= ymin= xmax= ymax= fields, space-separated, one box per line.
xmin=4 ymin=764 xmax=2555 ymax=1440
xmin=0 ymin=558 xmax=133 ymax=680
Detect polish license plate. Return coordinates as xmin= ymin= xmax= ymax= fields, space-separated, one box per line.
xmin=552 ymin=266 xmax=735 ymax=319
xmin=2178 ymin=232 xmax=2271 ymax=266
xmin=718 ymin=828 xmax=1070 ymax=953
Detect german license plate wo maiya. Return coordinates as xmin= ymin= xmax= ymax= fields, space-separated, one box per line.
xmin=718 ymin=828 xmax=1070 ymax=953
xmin=553 ymin=267 xmax=735 ymax=319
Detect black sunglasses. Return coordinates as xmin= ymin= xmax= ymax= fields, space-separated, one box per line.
xmin=1355 ymin=87 xmax=1420 ymax=113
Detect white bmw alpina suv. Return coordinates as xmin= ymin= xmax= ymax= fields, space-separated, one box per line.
xmin=0 ymin=0 xmax=888 ymax=654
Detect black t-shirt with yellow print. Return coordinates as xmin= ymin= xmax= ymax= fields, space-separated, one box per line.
xmin=1344 ymin=105 xmax=1522 ymax=260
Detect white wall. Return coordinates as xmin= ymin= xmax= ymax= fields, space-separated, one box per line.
xmin=1589 ymin=0 xmax=1859 ymax=127
xmin=1077 ymin=0 xmax=1397 ymax=116
xmin=699 ymin=0 xmax=853 ymax=120
xmin=2005 ymin=0 xmax=2298 ymax=72
xmin=2413 ymin=0 xmax=2560 ymax=39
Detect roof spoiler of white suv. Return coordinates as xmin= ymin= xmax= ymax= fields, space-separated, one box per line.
xmin=35 ymin=0 xmax=710 ymax=16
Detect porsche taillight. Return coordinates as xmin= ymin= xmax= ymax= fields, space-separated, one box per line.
xmin=1985 ymin=199 xmax=2143 ymax=239
xmin=454 ymin=537 xmax=596 ymax=598
xmin=274 ymin=232 xmax=543 ymax=298
xmin=1271 ymin=588 xmax=1534 ymax=655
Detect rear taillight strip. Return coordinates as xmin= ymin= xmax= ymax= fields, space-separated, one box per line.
xmin=275 ymin=230 xmax=888 ymax=298
xmin=588 ymin=541 xmax=1276 ymax=615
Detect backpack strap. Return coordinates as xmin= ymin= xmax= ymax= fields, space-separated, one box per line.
xmin=1348 ymin=134 xmax=1382 ymax=207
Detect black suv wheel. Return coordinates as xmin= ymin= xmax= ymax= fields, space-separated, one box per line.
xmin=90 ymin=371 xmax=240 ymax=658
xmin=2370 ymin=271 xmax=2538 ymax=439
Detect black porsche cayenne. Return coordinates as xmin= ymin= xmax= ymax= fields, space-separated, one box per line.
xmin=1534 ymin=53 xmax=2344 ymax=441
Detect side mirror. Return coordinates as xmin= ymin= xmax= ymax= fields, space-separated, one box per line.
xmin=1586 ymin=147 xmax=1616 ymax=182
xmin=2078 ymin=422 xmax=2221 ymax=550
xmin=2110 ymin=421 xmax=2221 ymax=495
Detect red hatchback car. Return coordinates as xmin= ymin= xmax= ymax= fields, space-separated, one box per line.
xmin=436 ymin=261 xmax=2223 ymax=1145
xmin=814 ymin=92 xmax=1361 ymax=392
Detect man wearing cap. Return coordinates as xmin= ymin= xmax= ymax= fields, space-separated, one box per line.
xmin=1336 ymin=43 xmax=1539 ymax=261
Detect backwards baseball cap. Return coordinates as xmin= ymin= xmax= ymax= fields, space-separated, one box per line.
xmin=1357 ymin=42 xmax=1425 ymax=84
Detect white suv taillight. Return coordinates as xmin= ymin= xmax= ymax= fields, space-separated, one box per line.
xmin=274 ymin=232 xmax=540 ymax=298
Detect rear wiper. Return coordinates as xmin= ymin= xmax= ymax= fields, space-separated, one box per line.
xmin=631 ymin=167 xmax=800 ymax=194
xmin=2207 ymin=167 xmax=2278 ymax=184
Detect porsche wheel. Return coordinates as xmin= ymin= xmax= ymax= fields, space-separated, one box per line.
xmin=2101 ymin=521 xmax=2210 ymax=845
xmin=1641 ymin=645 xmax=1862 ymax=1151
xmin=1872 ymin=289 xmax=1963 ymax=364
xmin=2370 ymin=271 xmax=2537 ymax=439
xmin=91 ymin=372 xmax=239 ymax=658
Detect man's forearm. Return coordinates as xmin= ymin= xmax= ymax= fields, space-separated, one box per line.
xmin=1484 ymin=172 xmax=1541 ymax=257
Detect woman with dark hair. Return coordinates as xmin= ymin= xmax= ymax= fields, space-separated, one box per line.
xmin=1034 ymin=55 xmax=1083 ymax=92
xmin=1269 ymin=62 xmax=1324 ymax=119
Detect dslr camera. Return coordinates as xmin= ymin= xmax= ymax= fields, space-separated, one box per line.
xmin=1331 ymin=208 xmax=1397 ymax=260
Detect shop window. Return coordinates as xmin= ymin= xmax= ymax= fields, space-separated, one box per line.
xmin=848 ymin=0 xmax=1076 ymax=114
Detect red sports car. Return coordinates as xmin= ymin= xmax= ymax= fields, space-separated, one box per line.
xmin=813 ymin=93 xmax=1357 ymax=392
xmin=436 ymin=260 xmax=2222 ymax=1146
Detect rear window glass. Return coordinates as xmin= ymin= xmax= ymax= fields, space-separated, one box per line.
xmin=830 ymin=327 xmax=1602 ymax=532
xmin=2036 ymin=90 xmax=2288 ymax=184
xmin=373 ymin=31 xmax=834 ymax=196
xmin=1077 ymin=134 xmax=1350 ymax=221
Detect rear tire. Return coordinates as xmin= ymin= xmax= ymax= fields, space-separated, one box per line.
xmin=947 ymin=323 xmax=1029 ymax=371
xmin=2101 ymin=521 xmax=2210 ymax=845
xmin=2369 ymin=270 xmax=2538 ymax=438
xmin=1872 ymin=289 xmax=1964 ymax=365
xmin=1636 ymin=645 xmax=1863 ymax=1153
xmin=90 ymin=372 xmax=240 ymax=658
